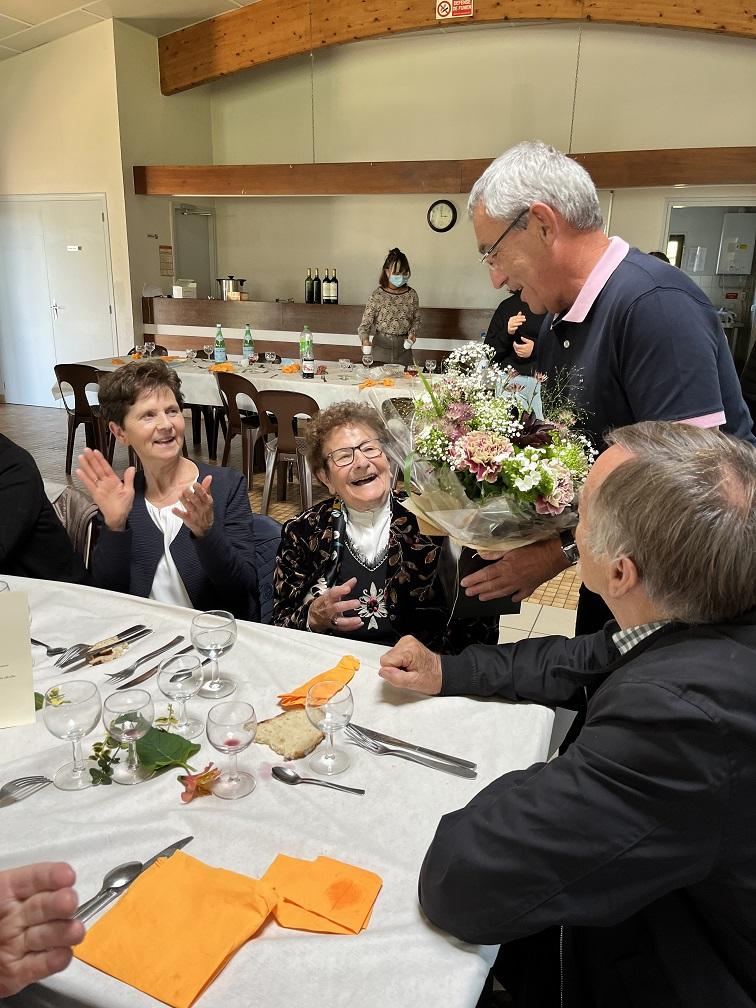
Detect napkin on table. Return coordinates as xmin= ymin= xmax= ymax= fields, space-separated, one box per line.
xmin=262 ymin=853 xmax=382 ymax=934
xmin=74 ymin=851 xmax=277 ymax=1008
xmin=358 ymin=377 xmax=394 ymax=390
xmin=277 ymin=655 xmax=359 ymax=709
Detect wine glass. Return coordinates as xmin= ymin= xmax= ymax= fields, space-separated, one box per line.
xmin=157 ymin=654 xmax=204 ymax=739
xmin=43 ymin=681 xmax=102 ymax=791
xmin=305 ymin=681 xmax=354 ymax=776
xmin=191 ymin=610 xmax=237 ymax=699
xmin=264 ymin=351 xmax=277 ymax=366
xmin=185 ymin=348 xmax=197 ymax=367
xmin=131 ymin=344 xmax=144 ymax=358
xmin=206 ymin=701 xmax=256 ymax=799
xmin=338 ymin=357 xmax=350 ymax=375
xmin=425 ymin=359 xmax=437 ymax=375
xmin=361 ymin=350 xmax=373 ymax=370
xmin=203 ymin=343 xmax=214 ymax=364
xmin=0 ymin=581 xmax=9 ymax=591
xmin=103 ymin=689 xmax=154 ymax=785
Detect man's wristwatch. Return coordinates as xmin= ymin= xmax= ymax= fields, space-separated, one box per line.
xmin=559 ymin=530 xmax=580 ymax=567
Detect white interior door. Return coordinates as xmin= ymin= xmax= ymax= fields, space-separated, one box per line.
xmin=43 ymin=198 xmax=115 ymax=364
xmin=0 ymin=201 xmax=57 ymax=407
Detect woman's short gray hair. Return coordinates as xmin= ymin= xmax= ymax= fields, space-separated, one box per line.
xmin=586 ymin=421 xmax=756 ymax=624
xmin=304 ymin=402 xmax=384 ymax=472
xmin=468 ymin=140 xmax=603 ymax=232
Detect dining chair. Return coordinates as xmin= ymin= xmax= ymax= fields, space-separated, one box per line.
xmin=51 ymin=485 xmax=99 ymax=569
xmin=255 ymin=390 xmax=319 ymax=515
xmin=54 ymin=363 xmax=109 ymax=474
xmin=214 ymin=371 xmax=266 ymax=489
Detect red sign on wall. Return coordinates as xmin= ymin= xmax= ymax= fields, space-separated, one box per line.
xmin=436 ymin=0 xmax=474 ymax=20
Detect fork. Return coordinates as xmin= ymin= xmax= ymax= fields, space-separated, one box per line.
xmin=0 ymin=776 xmax=53 ymax=804
xmin=345 ymin=726 xmax=477 ymax=779
xmin=105 ymin=635 xmax=185 ymax=683
xmin=54 ymin=641 xmax=93 ymax=668
xmin=30 ymin=638 xmax=68 ymax=658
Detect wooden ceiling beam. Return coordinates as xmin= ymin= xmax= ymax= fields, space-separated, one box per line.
xmin=133 ymin=148 xmax=756 ymax=197
xmin=158 ymin=0 xmax=756 ymax=96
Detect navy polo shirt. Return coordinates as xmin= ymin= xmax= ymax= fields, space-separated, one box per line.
xmin=537 ymin=247 xmax=754 ymax=448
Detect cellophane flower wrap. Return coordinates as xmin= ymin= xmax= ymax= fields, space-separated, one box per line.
xmin=376 ymin=343 xmax=596 ymax=552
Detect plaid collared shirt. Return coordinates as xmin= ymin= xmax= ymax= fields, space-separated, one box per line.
xmin=612 ymin=621 xmax=669 ymax=656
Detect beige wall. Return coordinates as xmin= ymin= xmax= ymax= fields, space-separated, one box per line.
xmin=113 ymin=21 xmax=213 ymax=345
xmin=0 ymin=20 xmax=133 ymax=347
xmin=208 ymin=22 xmax=756 ymax=312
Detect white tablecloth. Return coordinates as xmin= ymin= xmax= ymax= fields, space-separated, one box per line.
xmin=0 ymin=577 xmax=553 ymax=1008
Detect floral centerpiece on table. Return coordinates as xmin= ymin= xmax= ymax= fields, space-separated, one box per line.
xmin=378 ymin=343 xmax=595 ymax=551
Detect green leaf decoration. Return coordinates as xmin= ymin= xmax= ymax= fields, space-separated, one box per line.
xmin=34 ymin=692 xmax=44 ymax=711
xmin=136 ymin=728 xmax=201 ymax=775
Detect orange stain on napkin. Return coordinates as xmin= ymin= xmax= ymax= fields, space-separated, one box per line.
xmin=277 ymin=656 xmax=359 ymax=709
xmin=74 ymin=851 xmax=277 ymax=1008
xmin=262 ymin=854 xmax=381 ymax=934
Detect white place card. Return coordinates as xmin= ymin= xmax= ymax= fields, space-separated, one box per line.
xmin=0 ymin=591 xmax=35 ymax=729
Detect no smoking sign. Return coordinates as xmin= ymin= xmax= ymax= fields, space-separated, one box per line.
xmin=436 ymin=0 xmax=474 ymax=20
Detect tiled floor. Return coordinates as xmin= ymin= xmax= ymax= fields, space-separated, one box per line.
xmin=0 ymin=402 xmax=581 ymax=627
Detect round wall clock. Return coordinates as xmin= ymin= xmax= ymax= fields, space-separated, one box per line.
xmin=427 ymin=200 xmax=457 ymax=233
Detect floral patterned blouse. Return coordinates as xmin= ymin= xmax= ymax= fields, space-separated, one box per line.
xmin=272 ymin=494 xmax=496 ymax=654
xmin=357 ymin=286 xmax=421 ymax=343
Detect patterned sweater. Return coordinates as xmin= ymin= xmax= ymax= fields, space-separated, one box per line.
xmin=357 ymin=286 xmax=421 ymax=342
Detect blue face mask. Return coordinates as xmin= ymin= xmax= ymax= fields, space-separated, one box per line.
xmin=388 ymin=274 xmax=407 ymax=288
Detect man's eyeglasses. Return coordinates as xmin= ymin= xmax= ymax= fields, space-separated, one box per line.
xmin=326 ymin=439 xmax=385 ymax=468
xmin=479 ymin=208 xmax=529 ymax=268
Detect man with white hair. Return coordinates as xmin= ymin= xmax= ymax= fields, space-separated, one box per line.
xmin=462 ymin=141 xmax=755 ymax=634
xmin=379 ymin=421 xmax=756 ymax=1008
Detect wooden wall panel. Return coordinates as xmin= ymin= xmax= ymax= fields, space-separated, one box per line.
xmin=134 ymin=148 xmax=756 ymax=198
xmin=159 ymin=0 xmax=756 ymax=95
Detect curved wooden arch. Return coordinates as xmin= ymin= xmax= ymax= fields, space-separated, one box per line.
xmin=158 ymin=0 xmax=756 ymax=95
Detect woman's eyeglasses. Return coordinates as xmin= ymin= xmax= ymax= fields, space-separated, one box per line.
xmin=326 ymin=440 xmax=385 ymax=468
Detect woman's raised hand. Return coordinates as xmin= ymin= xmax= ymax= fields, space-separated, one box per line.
xmin=76 ymin=448 xmax=135 ymax=531
xmin=308 ymin=578 xmax=363 ymax=634
xmin=173 ymin=474 xmax=214 ymax=538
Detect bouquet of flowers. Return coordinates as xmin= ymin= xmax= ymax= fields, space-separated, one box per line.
xmin=378 ymin=343 xmax=595 ymax=552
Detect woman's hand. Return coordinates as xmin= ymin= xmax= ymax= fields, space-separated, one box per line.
xmin=507 ymin=312 xmax=527 ymax=335
xmin=173 ymin=475 xmax=214 ymax=538
xmin=514 ymin=336 xmax=535 ymax=359
xmin=308 ymin=578 xmax=363 ymax=634
xmin=76 ymin=449 xmax=135 ymax=531
xmin=407 ymin=335 xmax=417 ymax=345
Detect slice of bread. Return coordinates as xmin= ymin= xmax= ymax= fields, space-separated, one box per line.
xmin=255 ymin=709 xmax=323 ymax=760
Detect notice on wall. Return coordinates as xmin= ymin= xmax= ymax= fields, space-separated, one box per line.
xmin=159 ymin=244 xmax=174 ymax=277
xmin=436 ymin=0 xmax=473 ymax=19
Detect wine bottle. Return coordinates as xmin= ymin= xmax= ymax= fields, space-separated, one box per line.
xmin=243 ymin=324 xmax=256 ymax=363
xmin=331 ymin=267 xmax=339 ymax=305
xmin=305 ymin=267 xmax=314 ymax=304
xmin=213 ymin=323 xmax=227 ymax=363
xmin=313 ymin=268 xmax=321 ymax=305
xmin=322 ymin=268 xmax=331 ymax=304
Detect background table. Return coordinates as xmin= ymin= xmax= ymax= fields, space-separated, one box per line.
xmin=1 ymin=577 xmax=553 ymax=1008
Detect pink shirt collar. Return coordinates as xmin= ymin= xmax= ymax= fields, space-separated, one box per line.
xmin=559 ymin=236 xmax=630 ymax=323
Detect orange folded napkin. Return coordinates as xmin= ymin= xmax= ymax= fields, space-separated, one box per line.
xmin=358 ymin=378 xmax=394 ymax=390
xmin=75 ymin=851 xmax=277 ymax=1008
xmin=262 ymin=854 xmax=381 ymax=934
xmin=208 ymin=361 xmax=235 ymax=372
xmin=110 ymin=358 xmax=125 ymax=365
xmin=277 ymin=655 xmax=359 ymax=709
xmin=280 ymin=362 xmax=301 ymax=373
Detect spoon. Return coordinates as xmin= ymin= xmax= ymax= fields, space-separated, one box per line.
xmin=74 ymin=861 xmax=143 ymax=923
xmin=272 ymin=765 xmax=365 ymax=795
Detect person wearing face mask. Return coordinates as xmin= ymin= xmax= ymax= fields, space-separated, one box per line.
xmin=273 ymin=403 xmax=495 ymax=652
xmin=357 ymin=248 xmax=420 ymax=366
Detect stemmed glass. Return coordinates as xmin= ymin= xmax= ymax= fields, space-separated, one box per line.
xmin=185 ymin=348 xmax=197 ymax=367
xmin=103 ymin=689 xmax=155 ymax=785
xmin=157 ymin=654 xmax=204 ymax=739
xmin=264 ymin=351 xmax=277 ymax=367
xmin=191 ymin=610 xmax=237 ymax=699
xmin=0 ymin=581 xmax=8 ymax=592
xmin=425 ymin=359 xmax=437 ymax=375
xmin=43 ymin=681 xmax=102 ymax=791
xmin=361 ymin=350 xmax=373 ymax=370
xmin=305 ymin=681 xmax=354 ymax=776
xmin=203 ymin=343 xmax=214 ymax=365
xmin=131 ymin=344 xmax=144 ymax=358
xmin=338 ymin=357 xmax=350 ymax=374
xmin=206 ymin=701 xmax=257 ymax=799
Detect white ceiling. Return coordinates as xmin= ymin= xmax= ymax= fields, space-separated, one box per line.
xmin=0 ymin=0 xmax=260 ymax=61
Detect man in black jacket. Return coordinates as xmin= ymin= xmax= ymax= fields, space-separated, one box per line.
xmin=379 ymin=421 xmax=756 ymax=1008
xmin=0 ymin=433 xmax=88 ymax=583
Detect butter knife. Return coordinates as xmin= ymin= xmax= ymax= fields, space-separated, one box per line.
xmin=63 ymin=628 xmax=154 ymax=673
xmin=59 ymin=625 xmax=150 ymax=669
xmin=350 ymin=723 xmax=477 ymax=770
xmin=75 ymin=836 xmax=193 ymax=924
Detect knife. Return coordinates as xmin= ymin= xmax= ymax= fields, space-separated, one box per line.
xmin=75 ymin=836 xmax=194 ymax=924
xmin=116 ymin=643 xmax=206 ymax=690
xmin=350 ymin=723 xmax=477 ymax=771
xmin=58 ymin=624 xmax=150 ymax=669
xmin=63 ymin=628 xmax=154 ymax=673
